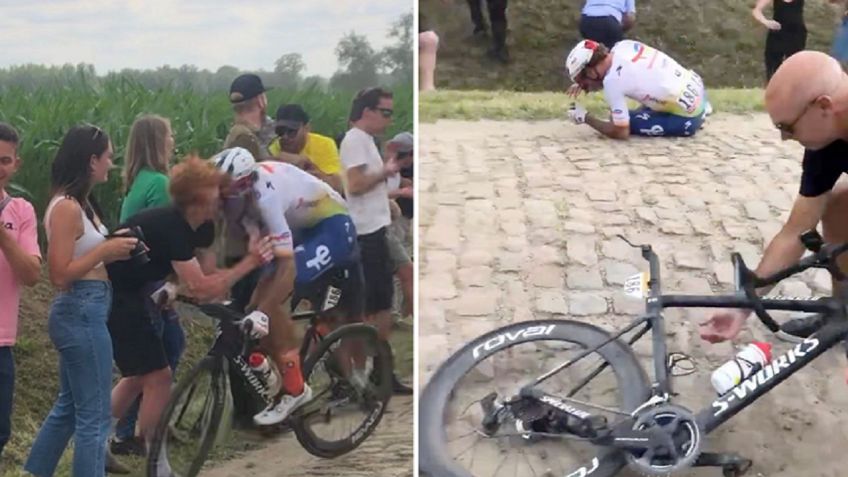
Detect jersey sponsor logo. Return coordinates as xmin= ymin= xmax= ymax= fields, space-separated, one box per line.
xmin=306 ymin=244 xmax=332 ymax=271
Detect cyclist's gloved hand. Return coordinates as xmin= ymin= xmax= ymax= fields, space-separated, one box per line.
xmin=241 ymin=310 xmax=270 ymax=339
xmin=568 ymin=103 xmax=588 ymax=124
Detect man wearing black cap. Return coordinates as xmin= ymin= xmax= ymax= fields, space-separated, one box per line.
xmin=221 ymin=74 xmax=278 ymax=425
xmin=269 ymin=104 xmax=344 ymax=194
xmin=224 ymin=73 xmax=276 ymax=161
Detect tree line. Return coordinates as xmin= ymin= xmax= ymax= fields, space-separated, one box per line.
xmin=0 ymin=13 xmax=412 ymax=94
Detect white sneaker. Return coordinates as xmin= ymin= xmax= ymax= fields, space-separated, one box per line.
xmin=705 ymin=101 xmax=714 ymax=117
xmin=253 ymin=384 xmax=313 ymax=426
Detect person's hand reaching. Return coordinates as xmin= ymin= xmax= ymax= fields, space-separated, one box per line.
xmin=699 ymin=309 xmax=750 ymax=343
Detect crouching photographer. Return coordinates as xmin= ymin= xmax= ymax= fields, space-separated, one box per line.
xmin=104 ymin=156 xmax=272 ymax=475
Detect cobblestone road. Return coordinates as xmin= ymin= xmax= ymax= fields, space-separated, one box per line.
xmin=419 ymin=114 xmax=848 ymax=477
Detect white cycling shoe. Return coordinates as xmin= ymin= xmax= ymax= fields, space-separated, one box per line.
xmin=253 ymin=384 xmax=313 ymax=426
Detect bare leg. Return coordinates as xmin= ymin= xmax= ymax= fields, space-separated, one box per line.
xmin=137 ymin=367 xmax=172 ymax=445
xmin=397 ymin=262 xmax=414 ymax=317
xmin=111 ymin=376 xmax=145 ymax=424
xmin=419 ymin=31 xmax=440 ymax=92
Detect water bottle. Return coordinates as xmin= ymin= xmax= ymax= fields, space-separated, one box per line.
xmin=710 ymin=342 xmax=772 ymax=396
xmin=248 ymin=352 xmax=281 ymax=396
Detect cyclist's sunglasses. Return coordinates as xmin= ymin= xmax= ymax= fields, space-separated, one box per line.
xmin=375 ymin=107 xmax=393 ymax=118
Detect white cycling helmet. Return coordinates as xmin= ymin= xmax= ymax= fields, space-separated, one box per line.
xmin=565 ymin=39 xmax=601 ymax=82
xmin=212 ymin=147 xmax=256 ymax=181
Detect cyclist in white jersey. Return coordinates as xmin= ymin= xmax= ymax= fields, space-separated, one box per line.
xmin=214 ymin=147 xmax=363 ymax=426
xmin=564 ymin=39 xmax=713 ymax=139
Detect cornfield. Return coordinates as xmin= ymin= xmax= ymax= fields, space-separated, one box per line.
xmin=0 ymin=76 xmax=413 ymax=228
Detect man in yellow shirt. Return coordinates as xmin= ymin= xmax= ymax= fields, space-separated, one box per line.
xmin=269 ymin=104 xmax=344 ymax=194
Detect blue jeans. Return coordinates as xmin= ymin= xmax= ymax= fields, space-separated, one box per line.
xmin=0 ymin=346 xmax=14 ymax=458
xmin=25 ymin=280 xmax=113 ymax=477
xmin=114 ymin=306 xmax=185 ymax=441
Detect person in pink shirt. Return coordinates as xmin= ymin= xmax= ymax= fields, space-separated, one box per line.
xmin=0 ymin=123 xmax=42 ymax=457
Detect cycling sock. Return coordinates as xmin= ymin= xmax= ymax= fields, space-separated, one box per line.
xmin=280 ymin=350 xmax=304 ymax=396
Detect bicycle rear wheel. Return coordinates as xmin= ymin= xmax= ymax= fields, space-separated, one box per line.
xmin=146 ymin=356 xmax=227 ymax=477
xmin=419 ymin=319 xmax=651 ymax=477
xmin=291 ymin=323 xmax=393 ymax=458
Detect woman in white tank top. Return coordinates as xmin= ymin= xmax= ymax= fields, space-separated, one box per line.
xmin=25 ymin=125 xmax=139 ymax=477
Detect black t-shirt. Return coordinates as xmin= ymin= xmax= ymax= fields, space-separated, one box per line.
xmin=799 ymin=140 xmax=848 ymax=197
xmin=106 ymin=206 xmax=215 ymax=292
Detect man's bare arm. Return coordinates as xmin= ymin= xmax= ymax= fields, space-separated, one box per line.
xmin=752 ymin=194 xmax=829 ymax=295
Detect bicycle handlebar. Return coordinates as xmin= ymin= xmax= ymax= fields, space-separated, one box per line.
xmin=624 ymin=230 xmax=848 ymax=333
xmin=731 ymin=236 xmax=848 ymax=331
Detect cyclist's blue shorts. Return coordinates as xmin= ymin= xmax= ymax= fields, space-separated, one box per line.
xmin=629 ymin=106 xmax=706 ymax=137
xmin=629 ymin=89 xmax=709 ymax=138
xmin=261 ymin=214 xmax=358 ymax=286
xmin=292 ymin=214 xmax=358 ymax=286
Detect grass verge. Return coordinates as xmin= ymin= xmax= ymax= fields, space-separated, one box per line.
xmin=419 ymin=88 xmax=766 ymax=123
xmin=0 ymin=275 xmax=413 ymax=477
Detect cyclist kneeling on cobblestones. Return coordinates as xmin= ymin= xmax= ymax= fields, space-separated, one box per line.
xmin=564 ymin=39 xmax=712 ymax=139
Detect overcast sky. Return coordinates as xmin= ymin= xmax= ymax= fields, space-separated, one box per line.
xmin=0 ymin=0 xmax=412 ymax=77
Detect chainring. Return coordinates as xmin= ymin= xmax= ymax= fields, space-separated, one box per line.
xmin=624 ymin=404 xmax=702 ymax=477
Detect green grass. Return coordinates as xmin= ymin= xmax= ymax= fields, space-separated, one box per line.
xmin=0 ymin=77 xmax=413 ymax=229
xmin=420 ymin=0 xmax=839 ymax=90
xmin=420 ymin=87 xmax=765 ymax=122
xmin=0 ymin=280 xmax=413 ymax=477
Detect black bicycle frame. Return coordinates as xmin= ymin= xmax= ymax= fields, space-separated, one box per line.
xmin=524 ymin=233 xmax=848 ymax=442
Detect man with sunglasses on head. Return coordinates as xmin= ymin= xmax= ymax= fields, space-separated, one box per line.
xmin=339 ymin=87 xmax=411 ymax=394
xmin=268 ymin=104 xmax=344 ymax=194
xmin=564 ymin=39 xmax=712 ymax=139
xmin=699 ymin=51 xmax=848 ymax=352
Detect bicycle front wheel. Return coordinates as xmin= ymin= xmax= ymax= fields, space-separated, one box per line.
xmin=147 ymin=356 xmax=227 ymax=477
xmin=419 ymin=319 xmax=651 ymax=477
xmin=292 ymin=323 xmax=393 ymax=458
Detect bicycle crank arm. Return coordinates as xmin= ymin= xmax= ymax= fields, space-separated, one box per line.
xmin=592 ymin=427 xmax=673 ymax=453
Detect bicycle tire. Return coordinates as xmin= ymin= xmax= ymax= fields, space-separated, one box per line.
xmin=146 ymin=356 xmax=227 ymax=477
xmin=419 ymin=319 xmax=651 ymax=477
xmin=291 ymin=323 xmax=393 ymax=458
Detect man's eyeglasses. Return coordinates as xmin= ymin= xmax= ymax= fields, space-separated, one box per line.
xmin=774 ymin=99 xmax=817 ymax=136
xmin=375 ymin=108 xmax=393 ymax=118
xmin=276 ymin=126 xmax=300 ymax=138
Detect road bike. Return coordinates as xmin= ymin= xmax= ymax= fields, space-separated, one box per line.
xmin=419 ymin=229 xmax=848 ymax=477
xmin=146 ymin=266 xmax=393 ymax=477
